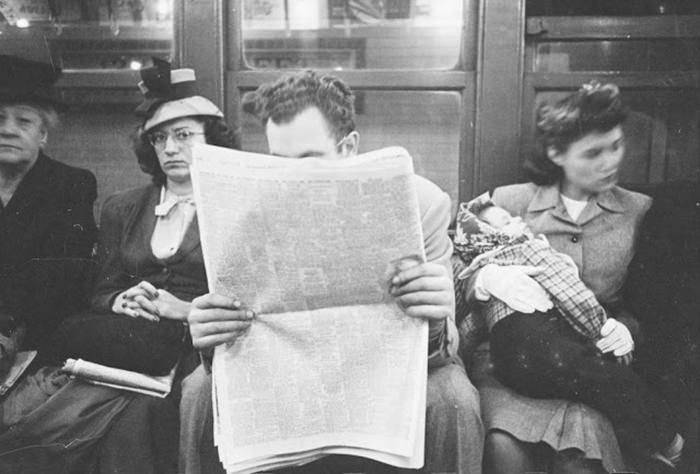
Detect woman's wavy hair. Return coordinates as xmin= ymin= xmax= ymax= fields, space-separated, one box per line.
xmin=524 ymin=81 xmax=628 ymax=185
xmin=132 ymin=116 xmax=241 ymax=186
xmin=242 ymin=70 xmax=355 ymax=142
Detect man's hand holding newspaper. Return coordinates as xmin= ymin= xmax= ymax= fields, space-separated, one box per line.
xmin=189 ymin=294 xmax=255 ymax=351
xmin=190 ymin=259 xmax=452 ymax=351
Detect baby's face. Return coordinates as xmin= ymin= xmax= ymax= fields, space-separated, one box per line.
xmin=479 ymin=206 xmax=528 ymax=236
xmin=479 ymin=206 xmax=513 ymax=229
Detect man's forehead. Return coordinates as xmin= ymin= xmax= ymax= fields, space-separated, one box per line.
xmin=267 ymin=107 xmax=332 ymax=134
xmin=266 ymin=107 xmax=337 ymax=157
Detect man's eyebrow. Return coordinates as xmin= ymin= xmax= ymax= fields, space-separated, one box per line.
xmin=299 ymin=151 xmax=325 ymax=158
xmin=269 ymin=150 xmax=324 ymax=158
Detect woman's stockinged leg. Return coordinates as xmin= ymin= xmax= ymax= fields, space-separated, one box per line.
xmin=551 ymin=449 xmax=607 ymax=474
xmin=485 ymin=431 xmax=607 ymax=474
xmin=483 ymin=430 xmax=538 ymax=474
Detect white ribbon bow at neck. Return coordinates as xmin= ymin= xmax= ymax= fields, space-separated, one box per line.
xmin=154 ymin=195 xmax=195 ymax=217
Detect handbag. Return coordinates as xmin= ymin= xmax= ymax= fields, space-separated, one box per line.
xmin=47 ymin=311 xmax=189 ymax=376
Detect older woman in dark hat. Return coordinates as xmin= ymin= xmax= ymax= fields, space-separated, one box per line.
xmin=0 ymin=54 xmax=97 ymax=372
xmin=0 ymin=54 xmax=104 ymax=472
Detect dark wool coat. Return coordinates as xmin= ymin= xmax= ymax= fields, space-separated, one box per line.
xmin=50 ymin=184 xmax=206 ymax=374
xmin=90 ymin=184 xmax=207 ymax=311
xmin=0 ymin=153 xmax=97 ymax=348
xmin=626 ymin=180 xmax=699 ymax=398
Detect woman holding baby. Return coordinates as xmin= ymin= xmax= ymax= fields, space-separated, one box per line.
xmin=463 ymin=82 xmax=683 ymax=474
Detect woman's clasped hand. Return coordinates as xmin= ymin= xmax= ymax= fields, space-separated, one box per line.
xmin=112 ymin=280 xmax=191 ymax=322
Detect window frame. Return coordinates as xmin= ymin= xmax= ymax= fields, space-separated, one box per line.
xmin=0 ymin=0 xmax=183 ymax=103
xmin=224 ymin=0 xmax=480 ymax=203
xmin=522 ymin=14 xmax=700 ymax=186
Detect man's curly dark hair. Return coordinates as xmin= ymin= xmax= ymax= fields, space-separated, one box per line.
xmin=132 ymin=116 xmax=240 ymax=186
xmin=242 ymin=70 xmax=356 ymax=142
xmin=525 ymin=81 xmax=628 ymax=185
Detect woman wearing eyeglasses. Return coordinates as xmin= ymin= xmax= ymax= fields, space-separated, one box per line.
xmin=42 ymin=60 xmax=240 ymax=473
xmin=92 ymin=71 xmax=236 ymax=327
xmin=54 ymin=59 xmax=238 ymax=376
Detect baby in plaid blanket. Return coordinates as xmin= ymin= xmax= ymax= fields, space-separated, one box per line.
xmin=453 ymin=195 xmax=686 ymax=468
xmin=453 ymin=195 xmax=607 ymax=342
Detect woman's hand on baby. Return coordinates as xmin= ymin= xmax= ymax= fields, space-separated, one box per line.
xmin=188 ymin=293 xmax=255 ymax=350
xmin=596 ymin=318 xmax=634 ymax=357
xmin=616 ymin=353 xmax=633 ymax=366
xmin=112 ymin=280 xmax=160 ymax=321
xmin=479 ymin=264 xmax=553 ymax=313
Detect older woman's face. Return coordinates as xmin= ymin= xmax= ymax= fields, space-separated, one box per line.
xmin=549 ymin=125 xmax=625 ymax=200
xmin=0 ymin=105 xmax=46 ymax=169
xmin=149 ymin=117 xmax=206 ymax=184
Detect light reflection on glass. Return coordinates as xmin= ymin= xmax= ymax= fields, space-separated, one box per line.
xmin=0 ymin=1 xmax=174 ymax=71
xmin=242 ymin=0 xmax=464 ymax=70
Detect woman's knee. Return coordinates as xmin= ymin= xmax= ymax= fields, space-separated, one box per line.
xmin=181 ymin=365 xmax=211 ymax=403
xmin=485 ymin=430 xmax=528 ymax=457
xmin=484 ymin=430 xmax=538 ymax=474
xmin=427 ymin=362 xmax=481 ymax=420
xmin=179 ymin=364 xmax=213 ymax=436
xmin=551 ymin=449 xmax=606 ymax=474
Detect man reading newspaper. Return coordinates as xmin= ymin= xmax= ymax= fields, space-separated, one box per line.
xmin=179 ymin=70 xmax=483 ymax=474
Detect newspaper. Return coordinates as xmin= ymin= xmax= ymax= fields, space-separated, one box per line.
xmin=61 ymin=358 xmax=176 ymax=398
xmin=191 ymin=145 xmax=429 ymax=474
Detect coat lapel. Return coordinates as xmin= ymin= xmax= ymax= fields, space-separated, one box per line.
xmin=577 ymin=189 xmax=625 ymax=226
xmin=527 ymin=184 xmax=578 ymax=225
xmin=171 ymin=215 xmax=201 ymax=262
xmin=3 ymin=153 xmax=52 ymax=214
xmin=527 ymin=184 xmax=625 ymax=226
xmin=149 ymin=191 xmax=201 ymax=264
xmin=141 ymin=187 xmax=161 ymax=264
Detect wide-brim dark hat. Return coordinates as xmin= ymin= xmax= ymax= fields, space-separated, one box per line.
xmin=136 ymin=58 xmax=223 ymax=132
xmin=0 ymin=55 xmax=62 ymax=107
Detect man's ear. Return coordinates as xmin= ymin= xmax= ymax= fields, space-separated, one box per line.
xmin=342 ymin=131 xmax=360 ymax=157
xmin=546 ymin=145 xmax=563 ymax=166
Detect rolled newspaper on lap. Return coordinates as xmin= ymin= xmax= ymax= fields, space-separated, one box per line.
xmin=62 ymin=358 xmax=175 ymax=398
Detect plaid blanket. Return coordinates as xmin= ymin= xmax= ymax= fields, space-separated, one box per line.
xmin=452 ymin=194 xmax=605 ymax=340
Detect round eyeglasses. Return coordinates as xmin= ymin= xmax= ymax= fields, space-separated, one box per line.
xmin=149 ymin=129 xmax=205 ymax=148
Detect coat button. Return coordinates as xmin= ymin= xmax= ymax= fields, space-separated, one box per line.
xmin=571 ymin=235 xmax=579 ymax=243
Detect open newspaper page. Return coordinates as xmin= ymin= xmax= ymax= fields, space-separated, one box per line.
xmin=191 ymin=145 xmax=429 ymax=474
